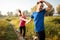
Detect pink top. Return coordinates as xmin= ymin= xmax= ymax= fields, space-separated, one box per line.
xmin=19 ymin=16 xmax=26 ymax=27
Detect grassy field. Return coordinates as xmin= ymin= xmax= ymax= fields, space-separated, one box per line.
xmin=44 ymin=16 xmax=60 ymax=40
xmin=4 ymin=16 xmax=60 ymax=40
xmin=9 ymin=16 xmax=60 ymax=40
xmin=0 ymin=19 xmax=17 ymax=40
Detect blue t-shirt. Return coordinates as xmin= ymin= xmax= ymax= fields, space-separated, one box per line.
xmin=31 ymin=9 xmax=46 ymax=32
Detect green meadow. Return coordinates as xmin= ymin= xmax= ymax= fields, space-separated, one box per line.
xmin=0 ymin=16 xmax=60 ymax=40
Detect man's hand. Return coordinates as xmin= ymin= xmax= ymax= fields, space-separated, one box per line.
xmin=38 ymin=0 xmax=45 ymax=2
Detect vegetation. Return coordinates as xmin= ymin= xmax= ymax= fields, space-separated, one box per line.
xmin=0 ymin=4 xmax=60 ymax=40
xmin=56 ymin=4 xmax=60 ymax=14
xmin=0 ymin=19 xmax=17 ymax=40
xmin=44 ymin=16 xmax=60 ymax=40
xmin=10 ymin=16 xmax=60 ymax=40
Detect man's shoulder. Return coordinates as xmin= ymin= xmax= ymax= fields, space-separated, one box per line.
xmin=42 ymin=8 xmax=47 ymax=12
xmin=33 ymin=12 xmax=36 ymax=13
xmin=32 ymin=12 xmax=36 ymax=15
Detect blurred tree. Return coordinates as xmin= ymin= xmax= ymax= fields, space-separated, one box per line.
xmin=0 ymin=11 xmax=3 ymax=17
xmin=56 ymin=4 xmax=60 ymax=14
xmin=31 ymin=5 xmax=37 ymax=13
xmin=45 ymin=8 xmax=54 ymax=16
xmin=23 ymin=10 xmax=31 ymax=16
xmin=7 ymin=11 xmax=13 ymax=17
xmin=14 ymin=13 xmax=18 ymax=17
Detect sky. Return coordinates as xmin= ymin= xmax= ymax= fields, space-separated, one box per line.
xmin=0 ymin=0 xmax=60 ymax=15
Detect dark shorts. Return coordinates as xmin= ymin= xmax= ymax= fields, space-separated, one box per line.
xmin=36 ymin=30 xmax=45 ymax=40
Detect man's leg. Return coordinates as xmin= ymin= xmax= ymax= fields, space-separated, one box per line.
xmin=36 ymin=30 xmax=45 ymax=40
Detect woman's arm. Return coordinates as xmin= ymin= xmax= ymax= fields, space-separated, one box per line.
xmin=20 ymin=17 xmax=28 ymax=22
xmin=26 ymin=18 xmax=33 ymax=24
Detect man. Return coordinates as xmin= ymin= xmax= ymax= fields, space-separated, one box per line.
xmin=28 ymin=0 xmax=52 ymax=40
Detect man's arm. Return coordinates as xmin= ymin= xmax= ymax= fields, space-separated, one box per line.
xmin=44 ymin=1 xmax=52 ymax=11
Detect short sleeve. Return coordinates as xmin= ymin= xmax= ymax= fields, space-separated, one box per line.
xmin=31 ymin=12 xmax=34 ymax=19
xmin=42 ymin=9 xmax=46 ymax=15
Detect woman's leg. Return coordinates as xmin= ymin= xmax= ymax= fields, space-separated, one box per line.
xmin=22 ymin=26 xmax=26 ymax=37
xmin=20 ymin=27 xmax=22 ymax=35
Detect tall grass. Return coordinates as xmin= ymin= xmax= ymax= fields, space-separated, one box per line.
xmin=10 ymin=16 xmax=60 ymax=40
xmin=0 ymin=19 xmax=17 ymax=40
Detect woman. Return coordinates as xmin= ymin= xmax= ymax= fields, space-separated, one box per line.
xmin=18 ymin=9 xmax=27 ymax=38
